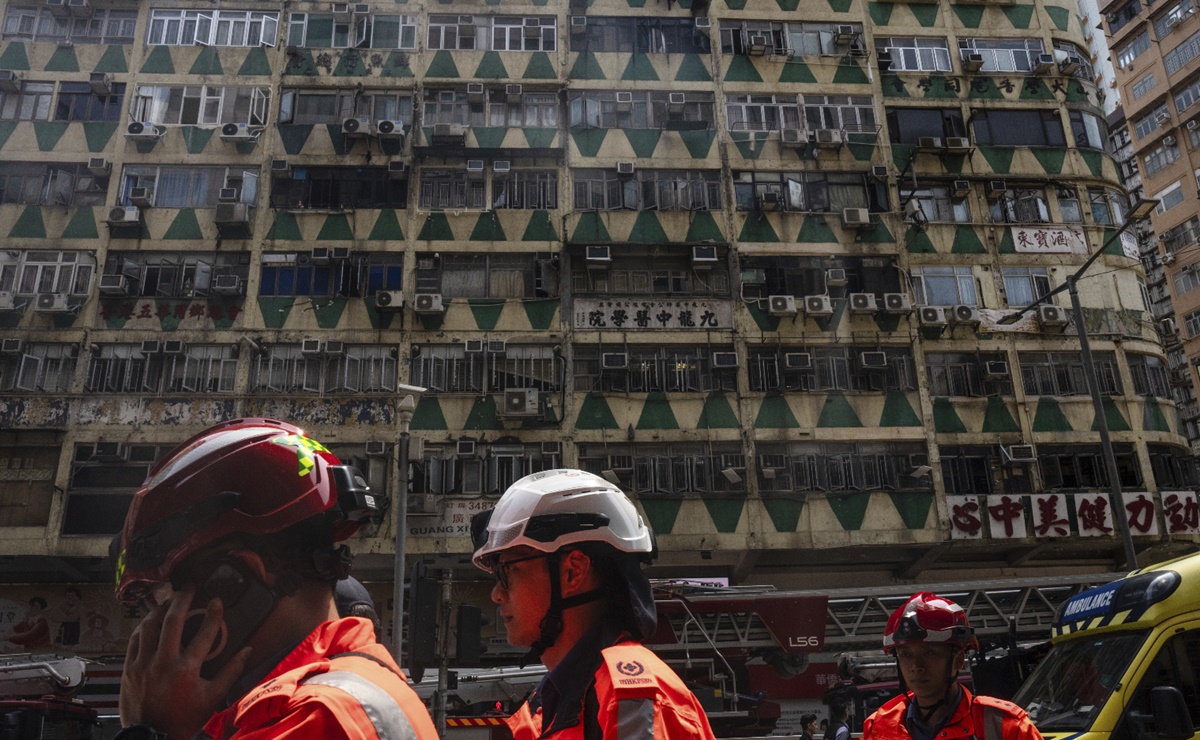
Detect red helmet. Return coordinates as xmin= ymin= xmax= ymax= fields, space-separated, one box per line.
xmin=113 ymin=418 xmax=375 ymax=604
xmin=882 ymin=592 xmax=978 ymax=654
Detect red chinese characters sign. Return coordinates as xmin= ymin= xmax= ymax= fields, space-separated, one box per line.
xmin=1163 ymin=491 xmax=1200 ymax=534
xmin=947 ymin=495 xmax=983 ymax=540
xmin=1010 ymin=225 xmax=1088 ymax=254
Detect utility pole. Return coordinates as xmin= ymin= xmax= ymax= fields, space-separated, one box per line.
xmin=435 ymin=567 xmax=453 ymax=735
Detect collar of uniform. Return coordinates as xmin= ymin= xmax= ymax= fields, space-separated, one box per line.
xmin=540 ymin=622 xmax=625 ymax=736
xmin=905 ymin=684 xmax=969 ymax=740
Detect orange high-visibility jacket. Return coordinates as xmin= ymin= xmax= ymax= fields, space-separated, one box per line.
xmin=863 ymin=686 xmax=1043 ymax=740
xmin=507 ymin=641 xmax=716 ymax=740
xmin=203 ymin=618 xmax=438 ymax=740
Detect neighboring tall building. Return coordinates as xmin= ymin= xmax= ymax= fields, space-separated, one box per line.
xmin=1104 ymin=0 xmax=1200 ymax=447
xmin=0 ymin=0 xmax=1194 ymax=670
xmin=1079 ymin=0 xmax=1122 ymax=112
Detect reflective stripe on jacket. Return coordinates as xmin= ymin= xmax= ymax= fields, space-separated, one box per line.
xmin=862 ymin=686 xmax=1044 ymax=740
xmin=507 ymin=641 xmax=716 ymax=740
xmin=204 ymin=617 xmax=438 ymax=740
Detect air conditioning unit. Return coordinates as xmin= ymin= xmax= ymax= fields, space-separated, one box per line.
xmin=712 ymin=352 xmax=739 ymax=368
xmin=883 ymin=293 xmax=912 ymax=314
xmin=106 ymin=206 xmax=140 ymax=225
xmin=487 ymin=340 xmax=506 ymax=354
xmin=961 ymin=51 xmax=985 ymax=72
xmin=613 ymin=91 xmax=634 ymax=112
xmin=1164 ymin=134 xmax=1178 ymax=146
xmin=601 ymin=352 xmax=628 ymax=369
xmin=1002 ymin=444 xmax=1037 ymax=463
xmin=570 ymin=15 xmax=588 ymax=30
xmin=695 ymin=17 xmax=711 ymax=29
xmin=162 ymin=340 xmax=185 ymax=355
xmin=918 ymin=306 xmax=947 ymax=328
xmin=88 ymin=72 xmax=111 ymax=95
xmin=140 ymin=340 xmax=161 ymax=354
xmin=617 ymin=161 xmax=635 ymax=175
xmin=456 ymin=439 xmax=477 ymax=457
xmin=466 ymin=159 xmax=486 ymax=174
xmin=45 ymin=0 xmax=69 ymax=18
xmin=301 ymin=338 xmax=323 ymax=355
xmin=951 ymin=179 xmax=971 ymax=197
xmin=541 ymin=441 xmax=562 ymax=455
xmin=351 ymin=3 xmax=370 ymax=14
xmin=464 ymin=339 xmax=485 ymax=353
xmin=834 ymin=24 xmax=857 ymax=42
xmin=375 ymin=290 xmax=404 ymax=310
xmin=758 ymin=192 xmax=781 ymax=210
xmin=805 ymin=295 xmax=833 ymax=316
xmin=413 ymin=293 xmax=444 ymax=314
xmin=877 ymin=50 xmax=893 ymax=70
xmin=983 ymin=360 xmax=1009 ymax=380
xmin=35 ymin=292 xmax=71 ymax=313
xmin=917 ymin=136 xmax=943 ymax=151
xmin=129 ymin=187 xmax=153 ymax=207
xmin=98 ymin=274 xmax=130 ymax=296
xmin=870 ymin=164 xmax=889 ymax=180
xmin=331 ymin=2 xmax=351 ymax=19
xmin=826 ymin=268 xmax=847 ymax=287
xmin=1163 ymin=252 xmax=1177 ymax=265
xmin=523 ymin=19 xmax=542 ymax=38
xmin=0 ymin=71 xmax=21 ymax=93
xmin=324 ymin=340 xmax=345 ymax=356
xmin=747 ymin=33 xmax=770 ymax=55
xmin=668 ymin=92 xmax=686 ymax=112
xmin=586 ymin=245 xmax=611 ymax=264
xmin=87 ymin=157 xmax=111 ymax=177
xmin=375 ymin=119 xmax=405 ymax=139
xmin=271 ymin=159 xmax=291 ymax=174
xmin=951 ymin=304 xmax=980 ymax=326
xmin=493 ymin=160 xmax=511 ymax=173
xmin=814 ymin=129 xmax=843 ymax=148
xmin=1038 ymin=304 xmax=1069 ymax=328
xmin=944 ymin=136 xmax=972 ymax=153
xmin=215 ymin=203 xmax=250 ymax=225
xmin=781 ymin=128 xmax=807 ymax=146
xmin=692 ymin=245 xmax=718 ymax=265
xmin=1060 ymin=56 xmax=1083 ymax=74
xmin=842 ymin=207 xmax=871 ymax=227
xmin=768 ymin=295 xmax=798 ymax=317
xmin=465 ymin=83 xmax=485 ymax=99
xmin=1189 ymin=120 xmax=1199 ymax=131
xmin=0 ymin=292 xmax=16 ymax=311
xmin=217 ymin=187 xmax=239 ymax=203
xmin=212 ymin=275 xmax=244 ymax=296
xmin=502 ymin=388 xmax=540 ymax=416
xmin=365 ymin=440 xmax=387 ymax=457
xmin=784 ymin=352 xmax=812 ymax=369
xmin=431 ymin=123 xmax=467 ymax=143
xmin=985 ymin=180 xmax=1007 ymax=199
xmin=388 ymin=161 xmax=407 ymax=177
xmin=860 ymin=351 xmax=888 ymax=369
xmin=220 ymin=122 xmax=256 ymax=142
xmin=1 ymin=338 xmax=23 ymax=353
xmin=1033 ymin=53 xmax=1055 ymax=74
xmin=506 ymin=83 xmax=523 ymax=101
xmin=849 ymin=293 xmax=878 ymax=314
xmin=342 ymin=116 xmax=371 ymax=136
xmin=124 ymin=121 xmax=159 ymax=142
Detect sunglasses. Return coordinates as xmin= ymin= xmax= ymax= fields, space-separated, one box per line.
xmin=493 ymin=553 xmax=547 ymax=589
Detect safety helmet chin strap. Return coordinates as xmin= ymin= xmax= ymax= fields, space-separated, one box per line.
xmin=521 ymin=552 xmax=606 ymax=667
xmin=907 ymin=649 xmax=962 ymax=725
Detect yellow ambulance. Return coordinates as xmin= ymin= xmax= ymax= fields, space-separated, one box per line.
xmin=1013 ymin=552 xmax=1200 ymax=740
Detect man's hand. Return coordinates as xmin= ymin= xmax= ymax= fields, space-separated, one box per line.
xmin=119 ymin=587 xmax=251 ymax=739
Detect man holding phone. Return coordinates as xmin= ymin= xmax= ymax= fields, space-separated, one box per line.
xmin=111 ymin=418 xmax=438 ymax=740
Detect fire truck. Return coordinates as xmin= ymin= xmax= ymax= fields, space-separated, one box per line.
xmin=0 ymin=654 xmax=101 ymax=739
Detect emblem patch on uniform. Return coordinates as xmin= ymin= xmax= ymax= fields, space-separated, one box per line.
xmin=616 ymin=661 xmax=644 ymax=676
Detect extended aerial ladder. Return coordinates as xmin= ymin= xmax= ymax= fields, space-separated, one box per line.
xmin=0 ymin=653 xmax=100 ymax=739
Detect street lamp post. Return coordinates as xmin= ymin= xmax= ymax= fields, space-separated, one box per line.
xmin=999 ymin=199 xmax=1157 ymax=571
xmin=391 ymin=385 xmax=426 ymax=666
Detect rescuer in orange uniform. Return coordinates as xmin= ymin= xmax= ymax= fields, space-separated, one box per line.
xmin=863 ymin=593 xmax=1044 ymax=740
xmin=471 ymin=469 xmax=716 ymax=740
xmin=110 ymin=418 xmax=438 ymax=740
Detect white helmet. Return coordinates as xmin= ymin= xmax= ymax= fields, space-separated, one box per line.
xmin=472 ymin=469 xmax=655 ymax=571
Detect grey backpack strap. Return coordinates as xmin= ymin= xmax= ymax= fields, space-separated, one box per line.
xmin=303 ymin=670 xmax=420 ymax=740
xmin=982 ymin=705 xmax=1005 ymax=740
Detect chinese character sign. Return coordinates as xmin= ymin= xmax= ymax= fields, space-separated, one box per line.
xmin=1010 ymin=226 xmax=1088 ymax=255
xmin=987 ymin=495 xmax=1027 ymax=539
xmin=1075 ymin=493 xmax=1114 ymax=536
xmin=1163 ymin=491 xmax=1200 ymax=534
xmin=1032 ymin=494 xmax=1070 ymax=537
xmin=1120 ymin=231 xmax=1140 ymax=259
xmin=947 ymin=495 xmax=983 ymax=539
xmin=1123 ymin=492 xmax=1159 ymax=536
xmin=573 ymin=299 xmax=732 ymax=331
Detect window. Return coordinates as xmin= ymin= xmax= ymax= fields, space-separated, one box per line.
xmin=973 ymin=109 xmax=1065 ymax=147
xmin=249 ymin=343 xmax=397 ymax=394
xmin=1156 ymin=0 xmax=1197 ymax=37
xmin=573 ymin=169 xmax=721 ymax=211
xmin=1186 ymin=308 xmax=1200 ymax=338
xmin=422 ymin=89 xmax=482 ymax=127
xmin=900 ymin=185 xmax=969 ymax=223
xmin=258 ymin=251 xmax=403 ymax=298
xmin=1069 ymin=110 xmax=1108 ymax=151
xmin=87 ymin=342 xmax=238 ymax=394
xmin=1144 ymin=140 xmax=1182 ymax=177
xmin=1147 ymin=444 xmax=1200 ymax=486
xmin=958 ymin=38 xmax=1044 ymax=72
xmin=1058 ymin=187 xmax=1082 ymax=222
xmin=925 ymin=353 xmax=1014 ymax=397
xmin=802 ymin=94 xmax=876 ymax=132
xmin=63 ymin=442 xmax=172 ymax=535
xmin=120 ymin=165 xmax=258 ymax=209
xmin=568 ymin=90 xmax=716 ymax=130
xmin=731 ymin=442 xmax=930 ymax=496
xmin=719 ymin=21 xmax=862 ymax=56
xmin=1108 ymin=1 xmax=1143 ymax=33
xmin=131 ymin=85 xmax=269 ymax=127
xmin=1115 ymin=31 xmax=1151 ymax=68
xmin=286 ymin=12 xmax=416 ymax=49
xmin=912 ymin=266 xmax=977 ymax=306
xmin=270 ymin=166 xmax=407 ymax=210
xmin=428 ymin=14 xmax=556 ymax=51
xmin=1039 ymin=444 xmax=1140 ymax=489
xmin=886 ymin=107 xmax=965 ymax=144
xmin=733 ymin=171 xmax=883 ymax=212
xmin=1054 ymin=41 xmax=1095 ymax=80
xmin=280 ymin=89 xmax=411 ymax=125
xmin=876 ymin=37 xmax=951 ymax=72
xmin=0 ymin=250 xmax=94 ymax=296
xmin=1161 ymin=216 xmax=1200 ymax=254
xmin=146 ymin=9 xmax=278 ymax=46
xmin=0 ymin=342 xmax=76 ymax=393
xmin=1154 ymin=182 xmax=1186 ymax=214
xmin=1133 ymin=73 xmax=1158 ymax=100
xmin=988 ymin=186 xmax=1050 ymax=224
xmin=1019 ymin=351 xmax=1121 ymax=396
xmin=102 ymin=251 xmax=249 ymax=299
xmin=572 ymin=345 xmax=736 ymax=393
xmin=491 ymin=16 xmax=556 ymax=51
xmin=54 ymin=81 xmax=125 ymax=122
xmin=1129 ymin=354 xmax=1172 ymax=397
xmin=740 ymin=256 xmax=899 ymax=301
xmin=0 ymin=163 xmax=105 ymax=207
xmin=414 ymin=253 xmax=554 ymax=298
xmin=493 ymin=170 xmax=558 ymax=210
xmin=3 ymin=5 xmax=136 ymax=44
xmin=413 ymin=343 xmax=563 ymax=394
xmin=569 ymin=246 xmax=731 ymax=298
xmin=940 ymin=446 xmax=997 ymax=495
xmin=1166 ymin=29 xmax=1200 ymax=74
xmin=1092 ymin=189 xmax=1128 ymax=225
xmin=1175 ymin=263 xmax=1200 ymax=295
xmin=415 ymin=442 xmax=561 ymax=496
xmin=1134 ymin=102 xmax=1171 ymax=140
xmin=489 ymin=90 xmax=557 ymax=128
xmin=1002 ymin=267 xmax=1051 ymax=307
xmin=419 ymin=169 xmax=487 ymax=211
xmin=576 ymin=17 xmax=710 ymax=54
xmin=724 ymin=94 xmax=801 ymax=132
xmin=745 ymin=346 xmax=916 ymax=393
xmin=1176 ymin=76 xmax=1200 ymax=114
xmin=0 ymin=81 xmax=52 ymax=121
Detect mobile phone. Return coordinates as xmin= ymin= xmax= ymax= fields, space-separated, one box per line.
xmin=179 ymin=560 xmax=277 ymax=680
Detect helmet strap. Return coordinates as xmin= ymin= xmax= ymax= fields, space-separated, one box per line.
xmin=520 ymin=553 xmax=606 ymax=667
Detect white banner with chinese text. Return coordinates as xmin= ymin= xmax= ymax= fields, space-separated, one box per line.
xmin=573 ymin=299 xmax=733 ymax=330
